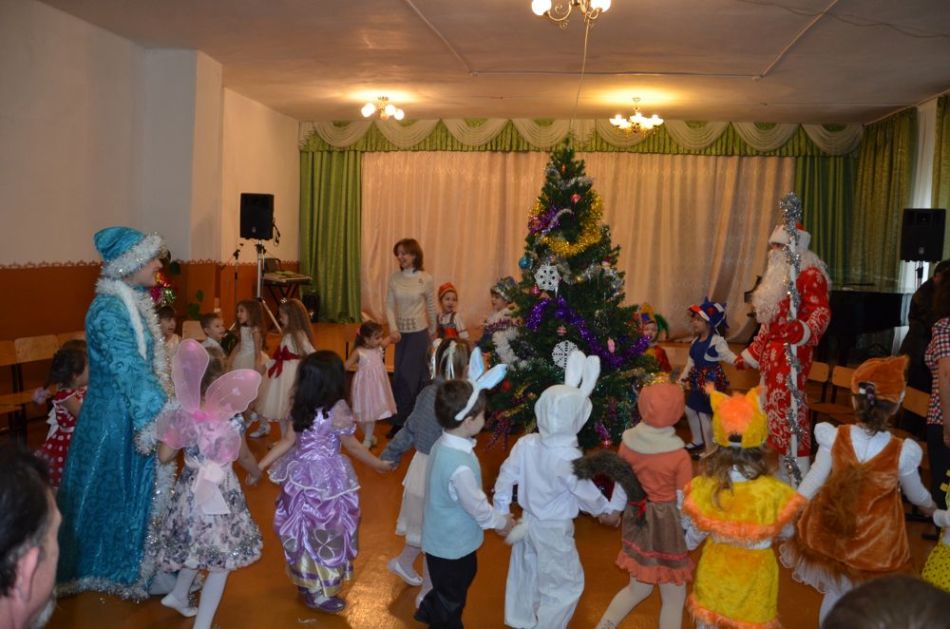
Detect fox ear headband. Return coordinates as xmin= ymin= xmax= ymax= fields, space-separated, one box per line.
xmin=455 ymin=349 xmax=507 ymax=421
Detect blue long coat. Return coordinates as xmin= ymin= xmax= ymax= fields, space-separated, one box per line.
xmin=56 ymin=285 xmax=169 ymax=599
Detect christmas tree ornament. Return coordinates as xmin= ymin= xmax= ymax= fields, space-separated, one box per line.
xmin=557 ymin=326 xmax=567 ymax=336
xmin=519 ymin=255 xmax=532 ymax=270
xmin=531 ymin=285 xmax=541 ymax=296
xmin=534 ymin=264 xmax=561 ymax=292
xmin=552 ymin=340 xmax=579 ymax=369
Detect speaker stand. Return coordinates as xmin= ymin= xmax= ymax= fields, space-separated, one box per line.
xmin=915 ymin=260 xmax=925 ymax=290
xmin=254 ymin=241 xmax=282 ymax=333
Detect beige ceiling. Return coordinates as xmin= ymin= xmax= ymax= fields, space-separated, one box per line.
xmin=41 ymin=0 xmax=950 ymax=123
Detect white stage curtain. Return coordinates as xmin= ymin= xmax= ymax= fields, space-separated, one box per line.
xmin=361 ymin=152 xmax=795 ymax=337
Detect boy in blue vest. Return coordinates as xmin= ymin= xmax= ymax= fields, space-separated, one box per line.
xmin=415 ymin=379 xmax=514 ymax=628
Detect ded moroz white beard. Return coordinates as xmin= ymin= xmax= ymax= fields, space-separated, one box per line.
xmin=751 ymin=249 xmax=789 ymax=324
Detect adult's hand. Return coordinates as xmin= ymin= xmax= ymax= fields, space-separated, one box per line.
xmin=390 ymin=331 xmax=402 ymax=344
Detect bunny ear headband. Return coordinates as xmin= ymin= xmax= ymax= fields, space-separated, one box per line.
xmin=564 ymin=350 xmax=600 ymax=397
xmin=455 ymin=349 xmax=507 ymax=421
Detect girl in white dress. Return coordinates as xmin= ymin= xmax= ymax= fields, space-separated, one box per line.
xmin=229 ymin=299 xmax=266 ymax=373
xmin=345 ymin=321 xmax=397 ymax=447
xmin=254 ymin=298 xmax=316 ymax=437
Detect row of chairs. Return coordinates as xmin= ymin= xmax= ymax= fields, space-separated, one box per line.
xmin=1 ymin=332 xmax=86 ymax=440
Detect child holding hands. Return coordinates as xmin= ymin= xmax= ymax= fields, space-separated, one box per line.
xmin=597 ymin=382 xmax=693 ymax=629
xmin=415 ymin=356 xmax=513 ymax=628
xmin=493 ymin=350 xmax=614 ymax=629
xmin=257 ymin=350 xmax=395 ymax=614
xmin=154 ymin=340 xmax=263 ymax=629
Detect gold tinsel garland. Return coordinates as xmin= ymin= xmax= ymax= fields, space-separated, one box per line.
xmin=530 ymin=194 xmax=603 ymax=257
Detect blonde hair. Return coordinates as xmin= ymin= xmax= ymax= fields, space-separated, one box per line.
xmin=701 ymin=445 xmax=773 ymax=509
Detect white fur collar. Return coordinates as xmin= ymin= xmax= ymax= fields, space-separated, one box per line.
xmin=95 ymin=277 xmax=171 ymax=394
xmin=622 ymin=423 xmax=684 ymax=454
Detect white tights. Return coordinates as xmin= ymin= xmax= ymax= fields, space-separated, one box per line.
xmin=819 ymin=585 xmax=849 ymax=626
xmin=685 ymin=407 xmax=712 ymax=450
xmin=170 ymin=568 xmax=230 ymax=629
xmin=596 ymin=578 xmax=686 ymax=629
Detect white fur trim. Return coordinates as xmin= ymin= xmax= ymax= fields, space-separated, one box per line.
xmin=741 ymin=348 xmax=759 ymax=370
xmin=95 ymin=278 xmax=173 ymax=396
xmin=798 ymin=321 xmax=811 ymax=345
xmin=101 ymin=233 xmax=164 ymax=279
xmin=768 ymin=224 xmax=811 ymax=252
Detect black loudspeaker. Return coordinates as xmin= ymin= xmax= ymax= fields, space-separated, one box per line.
xmin=900 ymin=208 xmax=946 ymax=262
xmin=240 ymin=193 xmax=274 ymax=240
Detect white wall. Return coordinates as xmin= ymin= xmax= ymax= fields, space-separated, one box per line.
xmin=0 ymin=1 xmax=299 ymax=266
xmin=221 ymin=89 xmax=300 ymax=264
xmin=0 ymin=0 xmax=144 ymax=264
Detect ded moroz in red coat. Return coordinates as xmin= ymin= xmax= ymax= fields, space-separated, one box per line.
xmin=741 ymin=264 xmax=831 ymax=456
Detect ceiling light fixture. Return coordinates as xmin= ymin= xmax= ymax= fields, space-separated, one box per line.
xmin=609 ymin=98 xmax=663 ymax=134
xmin=531 ymin=0 xmax=611 ymax=28
xmin=361 ymin=96 xmax=405 ymax=121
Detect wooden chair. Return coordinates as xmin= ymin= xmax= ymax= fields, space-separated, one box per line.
xmin=182 ymin=320 xmax=206 ymax=341
xmin=0 ymin=335 xmax=58 ymax=440
xmin=902 ymin=386 xmax=930 ymax=418
xmin=56 ymin=331 xmax=86 ymax=345
xmin=805 ymin=360 xmax=831 ymax=409
xmin=0 ymin=341 xmax=23 ymax=439
xmin=809 ymin=365 xmax=856 ymax=425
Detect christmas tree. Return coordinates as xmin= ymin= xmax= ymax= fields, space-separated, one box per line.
xmin=489 ymin=143 xmax=660 ymax=449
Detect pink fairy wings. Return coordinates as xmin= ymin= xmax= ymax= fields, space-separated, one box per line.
xmin=158 ymin=339 xmax=262 ymax=463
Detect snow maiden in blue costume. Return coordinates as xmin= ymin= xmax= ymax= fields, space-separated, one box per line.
xmin=56 ymin=226 xmax=176 ymax=599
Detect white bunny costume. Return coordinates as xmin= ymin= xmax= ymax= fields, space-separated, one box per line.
xmin=493 ymin=350 xmax=613 ymax=629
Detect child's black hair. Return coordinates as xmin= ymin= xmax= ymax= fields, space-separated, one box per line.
xmin=355 ymin=321 xmax=384 ymax=348
xmin=290 ymin=350 xmax=346 ymax=433
xmin=47 ymin=347 xmax=86 ymax=388
xmin=157 ymin=305 xmax=176 ymax=321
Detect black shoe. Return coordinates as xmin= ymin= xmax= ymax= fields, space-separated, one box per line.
xmin=685 ymin=443 xmax=704 ymax=460
xmin=906 ymin=510 xmax=931 ymax=523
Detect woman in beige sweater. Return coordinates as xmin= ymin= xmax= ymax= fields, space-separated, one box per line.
xmin=385 ymin=238 xmax=437 ymax=437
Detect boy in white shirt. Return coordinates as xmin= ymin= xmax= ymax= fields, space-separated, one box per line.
xmin=416 ymin=377 xmax=514 ymax=628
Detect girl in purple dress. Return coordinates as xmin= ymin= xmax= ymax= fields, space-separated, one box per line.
xmin=258 ymin=350 xmax=395 ymax=614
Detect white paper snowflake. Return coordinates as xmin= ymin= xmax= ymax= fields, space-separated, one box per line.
xmin=552 ymin=340 xmax=578 ymax=369
xmin=534 ymin=264 xmax=561 ymax=292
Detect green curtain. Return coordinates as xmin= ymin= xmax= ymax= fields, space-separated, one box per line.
xmin=299 ymin=150 xmax=362 ymax=322
xmin=850 ymin=108 xmax=916 ymax=286
xmin=301 ymin=120 xmax=833 ymax=156
xmin=795 ymin=155 xmax=857 ymax=285
xmin=934 ymin=96 xmax=950 ymax=257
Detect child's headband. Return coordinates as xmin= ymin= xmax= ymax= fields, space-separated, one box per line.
xmin=430 ymin=338 xmax=463 ymax=380
xmin=455 ymin=349 xmax=507 ymax=421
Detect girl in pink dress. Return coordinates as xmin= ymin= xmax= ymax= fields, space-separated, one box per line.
xmin=345 ymin=321 xmax=397 ymax=448
xmin=37 ymin=344 xmax=88 ymax=488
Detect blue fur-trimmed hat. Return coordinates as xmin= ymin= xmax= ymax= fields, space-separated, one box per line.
xmin=94 ymin=226 xmax=165 ymax=279
xmin=688 ymin=297 xmax=727 ymax=331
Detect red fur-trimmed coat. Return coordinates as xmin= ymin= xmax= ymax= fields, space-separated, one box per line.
xmin=741 ymin=266 xmax=831 ymax=456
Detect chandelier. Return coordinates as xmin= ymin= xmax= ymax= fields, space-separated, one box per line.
xmin=531 ymin=0 xmax=612 ymax=27
xmin=361 ymin=96 xmax=405 ymax=121
xmin=609 ymin=98 xmax=663 ymax=133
